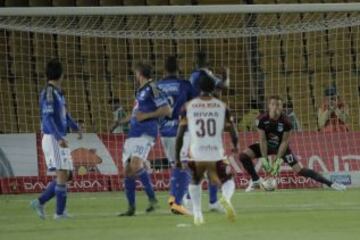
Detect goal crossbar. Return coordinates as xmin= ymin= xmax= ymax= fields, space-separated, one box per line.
xmin=1 ymin=3 xmax=360 ymax=16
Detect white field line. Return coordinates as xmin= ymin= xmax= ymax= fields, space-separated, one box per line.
xmin=1 ymin=189 xmax=358 ymax=202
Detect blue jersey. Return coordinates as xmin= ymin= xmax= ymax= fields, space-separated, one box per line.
xmin=189 ymin=68 xmax=222 ymax=97
xmin=157 ymin=75 xmax=196 ymax=137
xmin=40 ymin=84 xmax=79 ymax=141
xmin=128 ymin=81 xmax=169 ymax=138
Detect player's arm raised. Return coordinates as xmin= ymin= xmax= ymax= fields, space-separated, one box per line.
xmin=202 ymin=67 xmax=230 ymax=90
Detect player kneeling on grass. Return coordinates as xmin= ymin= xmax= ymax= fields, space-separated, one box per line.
xmin=31 ymin=59 xmax=82 ymax=220
xmin=239 ymin=95 xmax=346 ymax=192
xmin=175 ymin=74 xmax=238 ymax=226
xmin=119 ymin=63 xmax=172 ymax=217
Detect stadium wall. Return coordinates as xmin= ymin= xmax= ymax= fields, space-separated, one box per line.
xmin=0 ymin=132 xmax=359 ymax=194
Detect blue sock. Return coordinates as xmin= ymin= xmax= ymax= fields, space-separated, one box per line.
xmin=124 ymin=176 xmax=136 ymax=208
xmin=55 ymin=184 xmax=67 ymax=215
xmin=38 ymin=180 xmax=56 ymax=205
xmin=208 ymin=183 xmax=218 ymax=204
xmin=170 ymin=168 xmax=181 ymax=197
xmin=175 ymin=169 xmax=190 ymax=205
xmin=136 ymin=168 xmax=155 ymax=200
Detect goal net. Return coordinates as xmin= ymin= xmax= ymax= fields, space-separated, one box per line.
xmin=0 ymin=4 xmax=360 ymax=193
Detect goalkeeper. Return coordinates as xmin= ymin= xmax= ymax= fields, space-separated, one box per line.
xmin=238 ymin=95 xmax=346 ymax=192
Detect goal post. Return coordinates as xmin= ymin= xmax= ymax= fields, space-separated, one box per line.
xmin=0 ymin=3 xmax=360 ymax=193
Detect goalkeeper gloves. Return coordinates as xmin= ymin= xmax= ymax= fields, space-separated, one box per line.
xmin=271 ymin=158 xmax=283 ymax=176
xmin=260 ymin=157 xmax=272 ymax=173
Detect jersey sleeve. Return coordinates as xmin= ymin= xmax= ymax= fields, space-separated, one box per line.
xmin=256 ymin=115 xmax=266 ymax=131
xmin=283 ymin=116 xmax=293 ymax=132
xmin=66 ymin=112 xmax=79 ymax=131
xmin=149 ymin=82 xmax=169 ymax=107
xmin=41 ymin=87 xmax=63 ymax=141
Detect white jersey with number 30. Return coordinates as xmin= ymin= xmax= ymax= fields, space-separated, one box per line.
xmin=186 ymin=97 xmax=226 ymax=161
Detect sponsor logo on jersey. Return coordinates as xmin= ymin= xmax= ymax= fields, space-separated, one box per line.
xmin=157 ymin=82 xmax=180 ymax=93
xmin=277 ymin=123 xmax=284 ymax=132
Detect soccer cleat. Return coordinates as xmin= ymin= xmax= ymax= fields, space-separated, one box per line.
xmin=30 ymin=199 xmax=45 ymax=220
xmin=245 ymin=178 xmax=263 ymax=192
xmin=219 ymin=197 xmax=236 ymax=222
xmin=171 ymin=203 xmax=192 ymax=216
xmin=168 ymin=196 xmax=175 ymax=206
xmin=331 ymin=182 xmax=347 ymax=191
xmin=118 ymin=206 xmax=136 ymax=217
xmin=209 ymin=201 xmax=225 ymax=213
xmin=193 ymin=212 xmax=204 ymax=226
xmin=145 ymin=198 xmax=158 ymax=213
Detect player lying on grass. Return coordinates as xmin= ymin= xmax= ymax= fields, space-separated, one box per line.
xmin=175 ymin=73 xmax=238 ymax=225
xmin=239 ymin=95 xmax=346 ymax=192
xmin=156 ymin=56 xmax=195 ymax=215
xmin=119 ymin=62 xmax=172 ymax=216
xmin=187 ymin=51 xmax=230 ymax=212
xmin=31 ymin=59 xmax=82 ymax=220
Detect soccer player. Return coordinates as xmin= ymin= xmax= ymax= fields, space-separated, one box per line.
xmin=188 ymin=51 xmax=230 ymax=211
xmin=156 ymin=56 xmax=195 ymax=215
xmin=119 ymin=62 xmax=172 ymax=216
xmin=175 ymin=73 xmax=238 ymax=225
xmin=239 ymin=95 xmax=347 ymax=192
xmin=31 ymin=59 xmax=82 ymax=220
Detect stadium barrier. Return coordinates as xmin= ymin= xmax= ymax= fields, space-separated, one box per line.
xmin=0 ymin=132 xmax=359 ymax=194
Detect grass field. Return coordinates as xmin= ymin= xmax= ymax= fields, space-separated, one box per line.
xmin=0 ymin=189 xmax=359 ymax=240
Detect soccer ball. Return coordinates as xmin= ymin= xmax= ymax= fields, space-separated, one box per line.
xmin=261 ymin=177 xmax=277 ymax=191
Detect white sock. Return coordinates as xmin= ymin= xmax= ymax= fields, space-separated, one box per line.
xmin=188 ymin=184 xmax=202 ymax=214
xmin=221 ymin=179 xmax=235 ymax=202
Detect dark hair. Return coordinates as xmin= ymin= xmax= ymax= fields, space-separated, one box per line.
xmin=268 ymin=95 xmax=283 ymax=102
xmin=46 ymin=59 xmax=63 ymax=81
xmin=198 ymin=71 xmax=215 ymax=93
xmin=134 ymin=62 xmax=152 ymax=79
xmin=324 ymin=86 xmax=337 ymax=96
xmin=196 ymin=51 xmax=207 ymax=68
xmin=165 ymin=56 xmax=178 ymax=74
xmin=108 ymin=98 xmax=120 ymax=105
xmin=283 ymin=101 xmax=293 ymax=109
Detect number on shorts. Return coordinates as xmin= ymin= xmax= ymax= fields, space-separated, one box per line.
xmin=135 ymin=145 xmax=145 ymax=155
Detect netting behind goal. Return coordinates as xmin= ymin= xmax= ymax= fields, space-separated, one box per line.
xmin=0 ymin=6 xmax=360 ymax=193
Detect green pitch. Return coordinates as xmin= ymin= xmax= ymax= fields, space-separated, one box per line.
xmin=1 ymin=189 xmax=359 ymax=240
